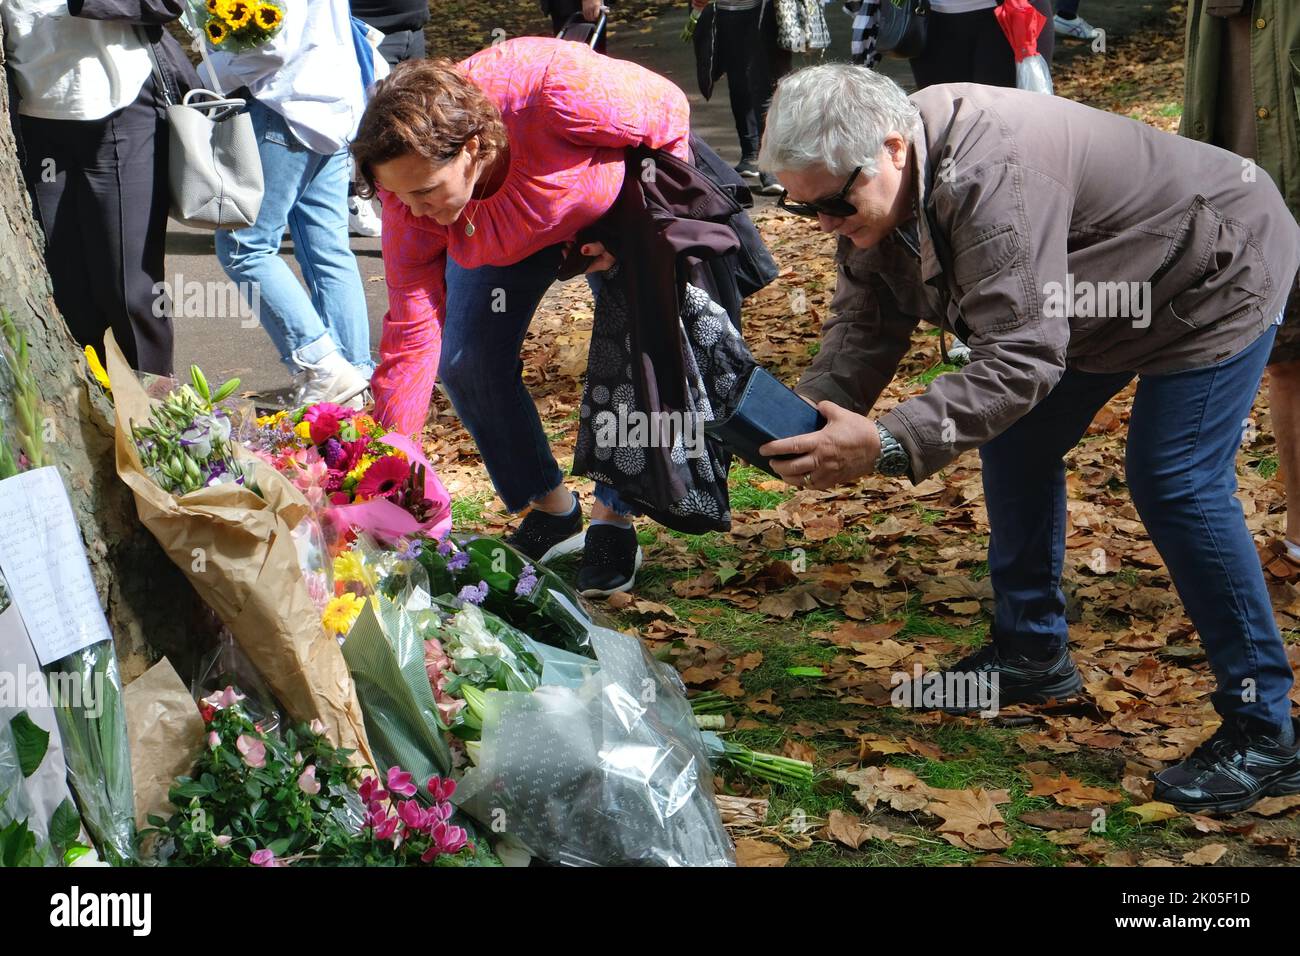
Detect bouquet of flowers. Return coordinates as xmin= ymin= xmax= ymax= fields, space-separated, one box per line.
xmin=144 ymin=686 xmax=486 ymax=866
xmin=195 ymin=0 xmax=285 ymax=52
xmin=131 ymin=366 xmax=250 ymax=495
xmin=250 ymin=404 xmax=450 ymax=551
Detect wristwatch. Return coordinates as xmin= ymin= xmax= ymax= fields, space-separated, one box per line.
xmin=874 ymin=422 xmax=913 ymax=480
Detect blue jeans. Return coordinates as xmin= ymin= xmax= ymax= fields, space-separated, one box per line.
xmin=439 ymin=243 xmax=633 ymax=516
xmin=215 ymin=100 xmax=370 ymax=371
xmin=981 ymin=325 xmax=1294 ymax=730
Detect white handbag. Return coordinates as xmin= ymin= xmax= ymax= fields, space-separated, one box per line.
xmin=138 ymin=31 xmax=265 ymax=231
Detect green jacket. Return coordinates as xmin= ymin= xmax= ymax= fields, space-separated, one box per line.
xmin=1182 ymin=0 xmax=1300 ymax=217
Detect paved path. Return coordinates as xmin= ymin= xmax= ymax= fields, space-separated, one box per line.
xmin=170 ymin=0 xmax=1169 ymax=396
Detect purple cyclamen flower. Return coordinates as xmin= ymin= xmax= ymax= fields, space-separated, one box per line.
xmin=457 ymin=581 xmax=489 ymax=606
xmin=515 ymin=564 xmax=539 ymax=597
xmin=447 ymin=551 xmax=470 ymax=572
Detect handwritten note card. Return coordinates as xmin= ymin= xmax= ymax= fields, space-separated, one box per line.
xmin=0 ymin=467 xmax=112 ymax=665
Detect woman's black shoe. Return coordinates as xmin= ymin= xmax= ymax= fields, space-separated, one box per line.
xmin=504 ymin=493 xmax=585 ymax=564
xmin=576 ymin=523 xmax=642 ymax=598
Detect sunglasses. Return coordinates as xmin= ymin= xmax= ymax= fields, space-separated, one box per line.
xmin=777 ymin=166 xmax=863 ymax=219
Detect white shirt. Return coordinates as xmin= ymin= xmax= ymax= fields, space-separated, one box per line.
xmin=0 ymin=0 xmax=153 ymax=121
xmin=206 ymin=0 xmax=365 ymax=155
xmin=929 ymin=0 xmax=998 ymax=13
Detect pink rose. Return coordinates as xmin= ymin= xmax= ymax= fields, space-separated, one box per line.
xmin=236 ymin=734 xmax=266 ymax=769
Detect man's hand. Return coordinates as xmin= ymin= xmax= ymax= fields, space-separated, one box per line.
xmin=759 ymin=400 xmax=881 ymax=489
xmin=691 ymin=0 xmax=709 ymax=10
xmin=583 ymin=0 xmax=605 ymax=20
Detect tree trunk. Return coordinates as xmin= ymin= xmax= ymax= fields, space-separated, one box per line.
xmin=0 ymin=27 xmax=208 ymax=682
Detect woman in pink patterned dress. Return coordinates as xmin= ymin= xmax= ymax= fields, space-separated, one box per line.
xmin=351 ymin=36 xmax=691 ymax=597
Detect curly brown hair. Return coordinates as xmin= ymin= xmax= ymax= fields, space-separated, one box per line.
xmin=351 ymin=58 xmax=509 ymax=200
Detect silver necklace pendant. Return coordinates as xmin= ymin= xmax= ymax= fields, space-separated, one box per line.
xmin=464 ymin=221 xmax=475 ymax=237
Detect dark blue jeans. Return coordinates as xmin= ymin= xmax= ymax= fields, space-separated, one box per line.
xmin=981 ymin=325 xmax=1294 ymax=730
xmin=438 ymin=243 xmax=632 ymax=516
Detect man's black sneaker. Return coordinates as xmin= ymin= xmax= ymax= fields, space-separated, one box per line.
xmin=735 ymin=156 xmax=761 ymax=179
xmin=905 ymin=642 xmax=1084 ymax=715
xmin=576 ymin=523 xmax=642 ymax=598
xmin=505 ymin=493 xmax=585 ymax=564
xmin=1152 ymin=717 xmax=1300 ymax=814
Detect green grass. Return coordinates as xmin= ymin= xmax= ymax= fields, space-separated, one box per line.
xmin=911 ymin=362 xmax=961 ymax=386
xmin=728 ymin=465 xmax=794 ymax=511
xmin=450 ymin=491 xmax=493 ymax=526
xmin=1157 ymin=102 xmax=1183 ymax=118
xmin=1256 ymin=455 xmax=1280 ymax=480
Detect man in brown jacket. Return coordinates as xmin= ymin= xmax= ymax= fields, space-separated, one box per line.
xmin=758 ymin=64 xmax=1300 ymax=814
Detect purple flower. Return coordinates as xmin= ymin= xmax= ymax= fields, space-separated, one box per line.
xmin=515 ymin=563 xmax=539 ymax=597
xmin=322 ymin=437 xmax=346 ymax=469
xmin=396 ymin=539 xmax=423 ymax=561
xmin=457 ymin=581 xmax=489 ymax=606
xmin=436 ymin=536 xmax=453 ymax=557
xmin=447 ymin=551 xmax=470 ymax=572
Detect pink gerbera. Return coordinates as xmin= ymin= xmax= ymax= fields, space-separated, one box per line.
xmin=355 ymin=455 xmax=410 ymax=501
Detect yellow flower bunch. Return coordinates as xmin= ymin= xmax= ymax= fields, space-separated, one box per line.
xmin=346 ymin=455 xmax=377 ymax=486
xmin=201 ymin=0 xmax=284 ymax=49
xmin=332 ymin=550 xmax=375 ymax=587
xmin=255 ymin=410 xmax=288 ymax=428
xmin=293 ymin=420 xmax=313 ymax=441
xmin=84 ymin=345 xmax=111 ymax=391
xmin=322 ymin=592 xmax=366 ymax=637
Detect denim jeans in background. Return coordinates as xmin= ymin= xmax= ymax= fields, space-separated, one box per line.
xmin=215 ymin=99 xmax=371 ymax=372
xmin=980 ymin=323 xmax=1294 ymax=731
xmin=438 ymin=243 xmax=634 ymax=517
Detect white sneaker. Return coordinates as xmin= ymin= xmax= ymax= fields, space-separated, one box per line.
xmin=291 ymin=350 xmax=369 ymax=407
xmin=348 ymin=196 xmax=383 ymax=238
xmin=1054 ymin=14 xmax=1099 ymax=40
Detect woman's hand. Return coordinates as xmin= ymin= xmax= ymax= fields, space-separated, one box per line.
xmin=582 ymin=241 xmax=616 ymax=274
xmin=583 ymin=0 xmax=605 ymax=20
xmin=759 ymin=400 xmax=881 ymax=490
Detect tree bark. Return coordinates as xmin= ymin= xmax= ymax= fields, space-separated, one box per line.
xmin=0 ymin=26 xmax=208 ymax=682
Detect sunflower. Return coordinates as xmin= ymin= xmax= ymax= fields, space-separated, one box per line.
xmin=254 ymin=2 xmax=284 ymax=30
xmin=205 ymin=0 xmax=222 ymax=14
xmin=321 ymin=593 xmax=365 ymax=637
xmin=222 ymin=0 xmax=252 ymax=28
xmin=204 ymin=19 xmax=229 ymax=44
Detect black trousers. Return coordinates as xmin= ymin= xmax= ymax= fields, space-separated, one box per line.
xmin=716 ymin=4 xmax=791 ymax=160
xmin=909 ymin=1 xmax=1055 ymax=90
xmin=377 ymin=26 xmax=426 ymax=67
xmin=19 ymin=76 xmax=173 ymax=374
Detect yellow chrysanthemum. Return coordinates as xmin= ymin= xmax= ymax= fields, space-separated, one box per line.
xmin=254 ymin=2 xmax=283 ymax=30
xmin=293 ymin=420 xmax=313 ymax=441
xmin=255 ymin=410 xmax=287 ymax=428
xmin=322 ymin=593 xmax=365 ymax=636
xmin=223 ymin=0 xmax=253 ymax=28
xmin=346 ymin=456 xmax=376 ymax=485
xmin=84 ymin=346 xmax=111 ymax=391
xmin=332 ymin=550 xmax=374 ymax=586
xmin=205 ymin=19 xmax=228 ymax=44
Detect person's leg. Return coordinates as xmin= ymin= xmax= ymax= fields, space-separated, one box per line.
xmin=1057 ymin=0 xmax=1079 ymax=17
xmin=910 ymin=12 xmax=984 ymax=89
xmin=1266 ymin=289 xmax=1300 ymax=553
xmin=1126 ymin=326 xmax=1294 ymax=733
xmin=716 ymin=9 xmax=760 ymax=162
xmin=980 ymin=366 xmax=1135 ymax=660
xmin=968 ymin=7 xmax=1019 ymax=88
xmin=19 ymin=116 xmax=104 ymax=356
xmin=287 ymin=144 xmax=372 ymax=373
xmin=215 ymin=100 xmax=336 ymax=370
xmin=439 ymin=244 xmax=569 ymax=513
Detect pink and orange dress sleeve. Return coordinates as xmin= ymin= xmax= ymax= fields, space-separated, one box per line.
xmin=371 ymin=190 xmax=448 ymax=436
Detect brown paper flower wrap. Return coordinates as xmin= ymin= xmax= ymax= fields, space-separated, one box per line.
xmin=105 ymin=333 xmax=372 ymax=767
